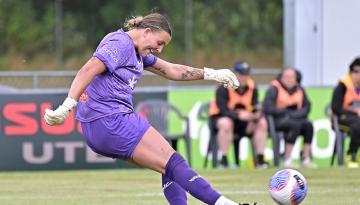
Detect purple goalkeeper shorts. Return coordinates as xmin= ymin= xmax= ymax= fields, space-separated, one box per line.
xmin=80 ymin=112 xmax=150 ymax=160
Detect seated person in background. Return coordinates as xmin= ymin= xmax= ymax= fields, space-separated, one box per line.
xmin=209 ymin=61 xmax=268 ymax=168
xmin=331 ymin=57 xmax=360 ymax=168
xmin=263 ymin=67 xmax=316 ymax=168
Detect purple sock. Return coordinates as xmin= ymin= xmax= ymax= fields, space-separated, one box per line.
xmin=165 ymin=152 xmax=221 ymax=205
xmin=162 ymin=174 xmax=187 ymax=205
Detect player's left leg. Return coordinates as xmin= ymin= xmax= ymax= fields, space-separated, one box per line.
xmin=162 ymin=174 xmax=187 ymax=205
xmin=129 ymin=158 xmax=187 ymax=204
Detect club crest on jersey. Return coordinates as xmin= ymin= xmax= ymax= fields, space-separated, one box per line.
xmin=79 ymin=91 xmax=88 ymax=102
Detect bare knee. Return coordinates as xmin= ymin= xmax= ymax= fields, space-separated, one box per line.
xmin=216 ymin=117 xmax=234 ymax=134
xmin=257 ymin=117 xmax=268 ymax=131
xmin=153 ymin=143 xmax=177 ymax=174
xmin=132 ymin=127 xmax=176 ymax=174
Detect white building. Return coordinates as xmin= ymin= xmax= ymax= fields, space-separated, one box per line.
xmin=284 ymin=0 xmax=360 ymax=86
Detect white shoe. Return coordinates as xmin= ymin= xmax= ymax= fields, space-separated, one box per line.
xmin=283 ymin=158 xmax=299 ymax=168
xmin=301 ymin=158 xmax=317 ymax=168
xmin=215 ymin=196 xmax=238 ymax=205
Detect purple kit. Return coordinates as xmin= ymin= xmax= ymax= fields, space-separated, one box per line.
xmin=76 ymin=29 xmax=156 ymax=159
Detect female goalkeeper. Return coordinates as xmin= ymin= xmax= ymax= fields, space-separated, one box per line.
xmin=44 ymin=12 xmax=256 ymax=205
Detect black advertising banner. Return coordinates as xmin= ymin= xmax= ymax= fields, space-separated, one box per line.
xmin=0 ymin=91 xmax=166 ymax=171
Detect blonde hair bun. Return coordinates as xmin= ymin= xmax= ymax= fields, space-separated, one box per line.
xmin=124 ymin=16 xmax=143 ymax=30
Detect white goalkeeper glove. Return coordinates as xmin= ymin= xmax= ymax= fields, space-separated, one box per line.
xmin=203 ymin=67 xmax=240 ymax=89
xmin=44 ymin=97 xmax=77 ymax=125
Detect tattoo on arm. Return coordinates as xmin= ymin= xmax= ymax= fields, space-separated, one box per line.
xmin=153 ymin=67 xmax=167 ymax=76
xmin=181 ymin=67 xmax=203 ymax=80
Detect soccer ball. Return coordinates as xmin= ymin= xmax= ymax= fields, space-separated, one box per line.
xmin=269 ymin=169 xmax=308 ymax=205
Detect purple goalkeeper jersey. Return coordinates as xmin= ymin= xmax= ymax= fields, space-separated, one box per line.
xmin=76 ymin=29 xmax=157 ymax=122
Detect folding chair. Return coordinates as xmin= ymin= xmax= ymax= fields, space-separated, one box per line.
xmin=135 ymin=99 xmax=192 ymax=167
xmin=324 ymin=104 xmax=349 ymax=166
xmin=198 ymin=102 xmax=257 ymax=168
xmin=266 ymin=114 xmax=284 ymax=167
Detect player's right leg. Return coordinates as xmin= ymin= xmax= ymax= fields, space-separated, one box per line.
xmin=132 ymin=126 xmax=247 ymax=205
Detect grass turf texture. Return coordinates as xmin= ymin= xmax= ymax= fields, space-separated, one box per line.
xmin=0 ymin=168 xmax=359 ymax=205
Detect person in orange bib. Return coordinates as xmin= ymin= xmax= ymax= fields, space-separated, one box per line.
xmin=209 ymin=61 xmax=268 ymax=168
xmin=263 ymin=67 xmax=316 ymax=168
xmin=331 ymin=57 xmax=360 ymax=168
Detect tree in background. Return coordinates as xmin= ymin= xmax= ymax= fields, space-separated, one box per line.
xmin=0 ymin=0 xmax=282 ymax=70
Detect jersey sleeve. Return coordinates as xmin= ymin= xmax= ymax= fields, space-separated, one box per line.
xmin=143 ymin=54 xmax=157 ymax=68
xmin=93 ymin=40 xmax=133 ymax=72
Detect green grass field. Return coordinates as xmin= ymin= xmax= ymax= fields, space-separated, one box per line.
xmin=0 ymin=168 xmax=359 ymax=205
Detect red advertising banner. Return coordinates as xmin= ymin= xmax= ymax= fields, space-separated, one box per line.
xmin=0 ymin=91 xmax=166 ymax=171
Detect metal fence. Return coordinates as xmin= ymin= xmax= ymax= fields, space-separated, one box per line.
xmin=0 ymin=68 xmax=280 ymax=91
